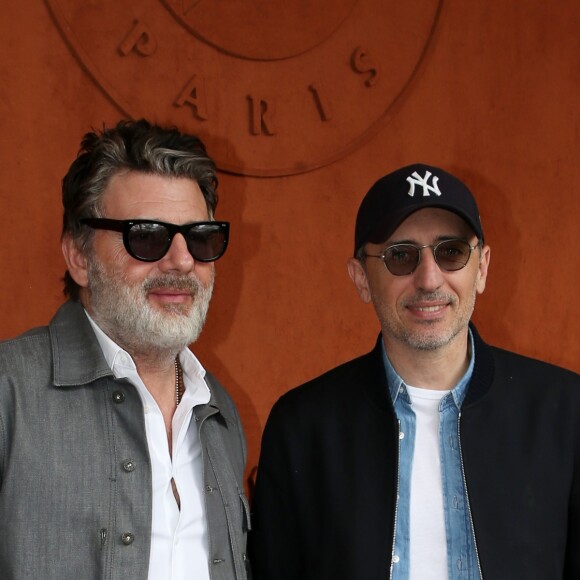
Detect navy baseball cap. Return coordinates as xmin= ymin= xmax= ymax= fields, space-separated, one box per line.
xmin=354 ymin=163 xmax=484 ymax=256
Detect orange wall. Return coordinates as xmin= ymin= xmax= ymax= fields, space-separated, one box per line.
xmin=1 ymin=1 xmax=579 ymax=479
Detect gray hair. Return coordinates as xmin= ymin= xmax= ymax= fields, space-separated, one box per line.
xmin=61 ymin=119 xmax=219 ymax=300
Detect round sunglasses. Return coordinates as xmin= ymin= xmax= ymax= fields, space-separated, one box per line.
xmin=365 ymin=238 xmax=479 ymax=276
xmin=81 ymin=218 xmax=229 ymax=262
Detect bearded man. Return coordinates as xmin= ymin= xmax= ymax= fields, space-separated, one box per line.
xmin=0 ymin=120 xmax=250 ymax=580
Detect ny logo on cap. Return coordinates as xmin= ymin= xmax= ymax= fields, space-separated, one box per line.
xmin=406 ymin=170 xmax=442 ymax=197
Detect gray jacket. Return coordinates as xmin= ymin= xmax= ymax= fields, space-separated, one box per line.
xmin=0 ymin=301 xmax=250 ymax=580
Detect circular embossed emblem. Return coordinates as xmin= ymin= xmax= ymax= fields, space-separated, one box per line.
xmin=46 ymin=0 xmax=442 ymax=176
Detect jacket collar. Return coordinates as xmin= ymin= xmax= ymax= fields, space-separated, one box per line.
xmin=463 ymin=323 xmax=496 ymax=407
xmin=49 ymin=301 xmax=114 ymax=387
xmin=48 ymin=301 xmax=229 ymax=420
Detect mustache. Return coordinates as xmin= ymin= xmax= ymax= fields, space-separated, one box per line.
xmin=142 ymin=274 xmax=203 ymax=294
xmin=403 ymin=291 xmax=455 ymax=306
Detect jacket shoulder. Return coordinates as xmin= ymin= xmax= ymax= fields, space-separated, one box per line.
xmin=0 ymin=325 xmax=51 ymax=372
xmin=0 ymin=324 xmax=50 ymax=347
xmin=282 ymin=351 xmax=374 ymax=404
xmin=491 ymin=346 xmax=579 ymax=386
xmin=266 ymin=348 xmax=386 ymax=433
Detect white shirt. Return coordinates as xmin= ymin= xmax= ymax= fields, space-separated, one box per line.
xmin=86 ymin=312 xmax=211 ymax=580
xmin=406 ymin=385 xmax=450 ymax=580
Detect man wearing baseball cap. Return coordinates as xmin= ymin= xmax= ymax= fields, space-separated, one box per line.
xmin=250 ymin=164 xmax=580 ymax=579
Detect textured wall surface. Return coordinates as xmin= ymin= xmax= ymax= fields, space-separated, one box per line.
xmin=1 ymin=0 xmax=579 ymax=478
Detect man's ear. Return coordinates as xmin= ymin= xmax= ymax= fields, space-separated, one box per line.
xmin=347 ymin=257 xmax=372 ymax=304
xmin=61 ymin=235 xmax=89 ymax=288
xmin=476 ymin=244 xmax=491 ymax=295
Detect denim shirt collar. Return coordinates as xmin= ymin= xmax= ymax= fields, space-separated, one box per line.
xmin=383 ymin=329 xmax=475 ymax=409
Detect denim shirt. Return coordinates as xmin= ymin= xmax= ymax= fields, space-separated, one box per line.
xmin=384 ymin=332 xmax=480 ymax=580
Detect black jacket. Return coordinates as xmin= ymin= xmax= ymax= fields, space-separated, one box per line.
xmin=250 ymin=326 xmax=580 ymax=579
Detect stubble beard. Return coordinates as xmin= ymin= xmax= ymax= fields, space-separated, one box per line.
xmin=375 ymin=287 xmax=478 ymax=352
xmin=86 ymin=256 xmax=214 ymax=358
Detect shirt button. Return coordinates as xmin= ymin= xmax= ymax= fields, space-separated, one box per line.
xmin=399 ymin=431 xmax=405 ymax=440
xmin=121 ymin=532 xmax=134 ymax=545
xmin=122 ymin=460 xmax=136 ymax=472
xmin=399 ymin=386 xmax=405 ymax=394
xmin=393 ymin=555 xmax=400 ymax=563
xmin=112 ymin=391 xmax=125 ymax=404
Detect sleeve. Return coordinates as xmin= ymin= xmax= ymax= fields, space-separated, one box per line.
xmin=564 ymin=398 xmax=580 ymax=578
xmin=249 ymin=400 xmax=304 ymax=580
xmin=0 ymin=411 xmax=4 ymax=488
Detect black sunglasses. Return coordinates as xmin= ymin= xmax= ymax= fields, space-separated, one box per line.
xmin=81 ymin=218 xmax=229 ymax=263
xmin=365 ymin=238 xmax=479 ymax=276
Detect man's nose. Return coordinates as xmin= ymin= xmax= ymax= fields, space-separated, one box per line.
xmin=157 ymin=233 xmax=195 ymax=273
xmin=412 ymin=247 xmax=444 ymax=291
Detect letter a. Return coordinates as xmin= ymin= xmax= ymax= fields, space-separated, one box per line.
xmin=174 ymin=75 xmax=208 ymax=121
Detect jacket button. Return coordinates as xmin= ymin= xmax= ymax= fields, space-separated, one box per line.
xmin=122 ymin=460 xmax=136 ymax=472
xmin=121 ymin=532 xmax=134 ymax=545
xmin=112 ymin=391 xmax=125 ymax=403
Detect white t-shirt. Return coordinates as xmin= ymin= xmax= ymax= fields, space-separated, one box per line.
xmin=406 ymin=385 xmax=450 ymax=580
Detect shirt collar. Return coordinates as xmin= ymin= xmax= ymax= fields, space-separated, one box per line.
xmin=383 ymin=329 xmax=475 ymax=408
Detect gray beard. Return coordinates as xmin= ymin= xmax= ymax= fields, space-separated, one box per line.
xmin=86 ymin=257 xmax=214 ymax=358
